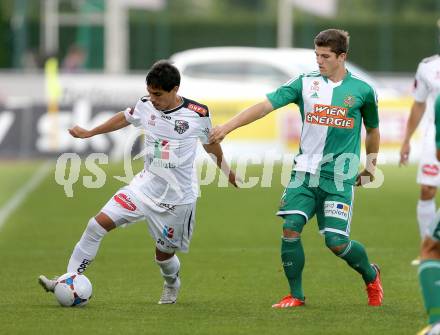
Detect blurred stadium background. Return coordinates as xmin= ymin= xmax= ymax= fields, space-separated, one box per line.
xmin=0 ymin=0 xmax=438 ymax=160
xmin=1 ymin=1 xmax=440 ymax=334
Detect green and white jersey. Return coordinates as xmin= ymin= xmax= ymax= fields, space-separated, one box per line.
xmin=267 ymin=70 xmax=379 ymax=184
xmin=435 ymin=95 xmax=440 ymax=149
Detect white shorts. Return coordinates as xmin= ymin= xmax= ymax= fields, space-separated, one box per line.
xmin=100 ymin=186 xmax=196 ymax=254
xmin=417 ymin=137 xmax=440 ymax=186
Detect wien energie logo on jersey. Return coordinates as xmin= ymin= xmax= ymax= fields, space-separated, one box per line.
xmin=306 ymin=104 xmax=354 ymax=129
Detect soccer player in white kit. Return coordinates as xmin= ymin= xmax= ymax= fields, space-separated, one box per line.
xmin=38 ymin=60 xmax=239 ymax=304
xmin=400 ymin=51 xmax=440 ymax=266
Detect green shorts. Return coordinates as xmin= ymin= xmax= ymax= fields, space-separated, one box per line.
xmin=429 ymin=210 xmax=440 ymax=241
xmin=277 ymin=171 xmax=354 ymax=236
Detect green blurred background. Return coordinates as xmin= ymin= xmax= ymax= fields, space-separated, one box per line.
xmin=1 ymin=0 xmax=439 ymax=72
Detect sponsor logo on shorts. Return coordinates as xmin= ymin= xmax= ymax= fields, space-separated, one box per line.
xmin=114 ymin=193 xmax=137 ymax=211
xmin=163 ymin=225 xmax=174 ymax=239
xmin=422 ymin=164 xmax=439 ymax=176
xmin=158 ymin=203 xmax=176 ymax=211
xmin=156 ymin=237 xmax=178 ymax=249
xmin=324 ymin=201 xmax=350 ymax=221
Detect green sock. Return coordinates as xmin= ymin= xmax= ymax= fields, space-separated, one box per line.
xmin=419 ymin=260 xmax=440 ymax=324
xmin=281 ymin=237 xmax=305 ymax=300
xmin=339 ymin=240 xmax=376 ymax=283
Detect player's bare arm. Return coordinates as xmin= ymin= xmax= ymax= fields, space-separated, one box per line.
xmin=356 ymin=127 xmax=380 ymax=186
xmin=399 ymin=101 xmax=426 ymax=166
xmin=203 ymin=143 xmax=240 ymax=188
xmin=209 ymin=99 xmax=274 ymax=144
xmin=69 ymin=109 xmax=130 ymax=138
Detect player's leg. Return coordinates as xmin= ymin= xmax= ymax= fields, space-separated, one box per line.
xmin=155 ymin=248 xmax=181 ymax=304
xmin=413 ymin=185 xmax=437 ymax=266
xmin=66 ymin=212 xmax=114 ymax=274
xmin=418 ymin=184 xmax=437 ymax=237
xmin=67 ymin=188 xmax=145 ymax=273
xmin=147 ymin=202 xmax=195 ymax=304
xmin=156 ymin=248 xmax=180 ymax=287
xmin=418 ymin=211 xmax=440 ymax=333
xmin=323 ymin=231 xmax=377 ymax=282
xmin=38 ymin=188 xmax=144 ymax=292
xmin=319 ymin=180 xmax=382 ymax=306
xmin=415 ymin=149 xmax=440 ymax=265
xmin=273 ymin=172 xmax=315 ymax=308
xmin=277 ymin=214 xmax=306 ymax=305
xmin=39 ymin=212 xmax=114 ymax=292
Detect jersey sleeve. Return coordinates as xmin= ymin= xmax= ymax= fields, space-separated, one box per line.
xmin=413 ymin=63 xmax=429 ymax=103
xmin=361 ymin=85 xmax=379 ymax=129
xmin=124 ymin=100 xmax=144 ymax=127
xmin=266 ymin=76 xmax=303 ymax=110
xmin=435 ymin=95 xmax=440 ymax=149
xmin=197 ymin=114 xmax=212 ymax=144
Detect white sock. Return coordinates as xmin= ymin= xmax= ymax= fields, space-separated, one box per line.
xmin=156 ymin=255 xmax=180 ymax=288
xmin=67 ymin=218 xmax=108 ymax=273
xmin=417 ymin=199 xmax=436 ymax=239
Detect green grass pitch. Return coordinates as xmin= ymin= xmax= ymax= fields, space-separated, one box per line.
xmin=0 ymin=161 xmax=427 ymax=334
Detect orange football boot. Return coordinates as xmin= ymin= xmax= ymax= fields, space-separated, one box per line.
xmin=366 ymin=264 xmax=383 ymax=306
xmin=272 ymin=294 xmax=305 ymax=308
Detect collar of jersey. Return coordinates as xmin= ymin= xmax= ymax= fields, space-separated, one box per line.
xmin=322 ymin=69 xmax=351 ymax=84
xmin=160 ymin=96 xmax=185 ymax=114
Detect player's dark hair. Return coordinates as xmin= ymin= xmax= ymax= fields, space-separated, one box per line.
xmin=314 ymin=29 xmax=350 ymax=55
xmin=146 ymin=60 xmax=180 ymax=92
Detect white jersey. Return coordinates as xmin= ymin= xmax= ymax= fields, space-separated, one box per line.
xmin=124 ymin=96 xmax=211 ymax=205
xmin=413 ymin=55 xmax=440 ymax=185
xmin=414 ymin=54 xmax=440 ymax=125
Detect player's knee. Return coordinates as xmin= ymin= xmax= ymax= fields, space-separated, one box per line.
xmin=282 ymin=215 xmax=305 ymax=238
xmin=94 ymin=212 xmax=116 ymax=232
xmin=283 ymin=229 xmax=300 ymax=238
xmin=420 ymin=185 xmax=437 ymax=200
xmin=155 ymin=247 xmax=175 ymax=262
xmin=421 ymin=237 xmax=440 ymax=260
xmin=324 ymin=232 xmax=349 ymax=255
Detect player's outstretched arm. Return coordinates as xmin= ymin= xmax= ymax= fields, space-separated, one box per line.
xmin=399 ymin=101 xmax=426 ymax=166
xmin=209 ymin=99 xmax=274 ymax=144
xmin=203 ymin=143 xmax=241 ymax=188
xmin=69 ymin=109 xmax=130 ymax=138
xmin=356 ymin=127 xmax=380 ymax=186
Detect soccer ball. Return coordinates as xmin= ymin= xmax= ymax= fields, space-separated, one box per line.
xmin=54 ymin=272 xmax=92 ymax=307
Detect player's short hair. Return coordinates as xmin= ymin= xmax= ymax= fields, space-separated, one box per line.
xmin=314 ymin=29 xmax=350 ymax=55
xmin=146 ymin=60 xmax=181 ymax=92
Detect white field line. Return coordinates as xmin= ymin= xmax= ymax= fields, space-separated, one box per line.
xmin=0 ymin=161 xmax=52 ymax=231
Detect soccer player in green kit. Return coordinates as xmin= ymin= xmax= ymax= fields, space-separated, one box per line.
xmin=209 ymin=29 xmax=383 ymax=307
xmin=418 ymin=94 xmax=440 ymax=335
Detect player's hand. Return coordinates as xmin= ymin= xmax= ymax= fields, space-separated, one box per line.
xmin=399 ymin=141 xmax=410 ymax=166
xmin=209 ymin=125 xmax=228 ymax=144
xmin=68 ymin=126 xmax=93 ymax=138
xmin=355 ymin=169 xmax=374 ymax=186
xmin=228 ymin=170 xmax=242 ymax=188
